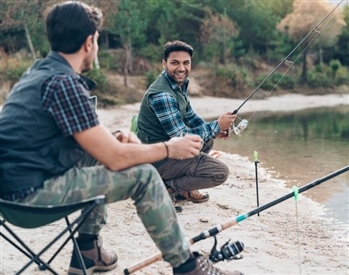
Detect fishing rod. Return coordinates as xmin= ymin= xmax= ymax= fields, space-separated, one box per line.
xmin=228 ymin=0 xmax=345 ymax=135
xmin=124 ymin=165 xmax=349 ymax=274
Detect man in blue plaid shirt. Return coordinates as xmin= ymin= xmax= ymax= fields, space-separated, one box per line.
xmin=137 ymin=40 xmax=237 ymax=211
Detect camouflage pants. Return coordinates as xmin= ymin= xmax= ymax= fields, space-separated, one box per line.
xmin=21 ymin=154 xmax=190 ymax=267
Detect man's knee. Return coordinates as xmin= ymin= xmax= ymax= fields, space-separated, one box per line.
xmin=213 ymin=161 xmax=230 ymax=186
xmin=133 ymin=163 xmax=161 ymax=183
xmin=131 ymin=164 xmax=165 ymax=196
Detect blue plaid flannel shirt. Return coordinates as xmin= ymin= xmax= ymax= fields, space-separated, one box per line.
xmin=149 ymin=71 xmax=220 ymax=142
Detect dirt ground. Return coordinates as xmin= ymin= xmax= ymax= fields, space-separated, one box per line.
xmin=1 ymin=93 xmax=349 ymax=275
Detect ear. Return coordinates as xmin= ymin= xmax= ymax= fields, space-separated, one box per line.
xmin=83 ymin=35 xmax=94 ymax=53
xmin=162 ymin=59 xmax=166 ymax=69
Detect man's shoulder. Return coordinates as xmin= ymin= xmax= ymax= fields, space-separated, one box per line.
xmin=41 ymin=74 xmax=77 ymax=91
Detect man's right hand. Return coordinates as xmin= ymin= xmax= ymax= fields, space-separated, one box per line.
xmin=218 ymin=112 xmax=237 ymax=131
xmin=166 ymin=134 xmax=203 ymax=159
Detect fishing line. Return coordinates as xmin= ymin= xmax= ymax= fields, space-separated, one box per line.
xmin=246 ymin=5 xmax=342 ymax=123
xmin=231 ymin=0 xmax=345 ymax=135
xmin=293 ymin=186 xmax=302 ymax=275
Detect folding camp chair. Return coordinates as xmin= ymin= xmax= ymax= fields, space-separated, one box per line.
xmin=0 ymin=195 xmax=106 ymax=275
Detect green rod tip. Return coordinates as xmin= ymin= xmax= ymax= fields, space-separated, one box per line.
xmin=292 ymin=186 xmax=299 ymax=201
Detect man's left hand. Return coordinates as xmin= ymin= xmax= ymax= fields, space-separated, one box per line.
xmin=215 ymin=130 xmax=231 ymax=140
xmin=114 ymin=131 xmax=141 ymax=144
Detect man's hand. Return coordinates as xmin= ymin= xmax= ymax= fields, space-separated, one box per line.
xmin=215 ymin=130 xmax=231 ymax=139
xmin=166 ymin=134 xmax=202 ymax=159
xmin=216 ymin=113 xmax=237 ymax=138
xmin=217 ymin=112 xmax=237 ymax=130
xmin=113 ymin=131 xmax=141 ymax=144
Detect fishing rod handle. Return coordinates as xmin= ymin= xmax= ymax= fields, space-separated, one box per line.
xmin=124 ymin=253 xmax=163 ymax=274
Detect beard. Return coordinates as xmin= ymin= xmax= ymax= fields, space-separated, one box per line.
xmin=81 ymin=56 xmax=94 ymax=73
xmin=170 ymin=71 xmax=188 ymax=86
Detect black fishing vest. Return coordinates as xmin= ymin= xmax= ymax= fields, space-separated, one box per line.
xmin=0 ymin=51 xmax=94 ymax=193
xmin=137 ymin=72 xmax=189 ymax=144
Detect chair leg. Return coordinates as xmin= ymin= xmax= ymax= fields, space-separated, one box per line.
xmin=17 ymin=202 xmax=97 ymax=275
xmin=0 ymin=219 xmax=57 ymax=274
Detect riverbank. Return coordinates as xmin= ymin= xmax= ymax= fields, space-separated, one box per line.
xmin=98 ymin=93 xmax=349 ymax=131
xmin=1 ymin=93 xmax=348 ymax=275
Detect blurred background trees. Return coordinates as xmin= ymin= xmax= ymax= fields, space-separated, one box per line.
xmin=0 ymin=0 xmax=348 ymax=104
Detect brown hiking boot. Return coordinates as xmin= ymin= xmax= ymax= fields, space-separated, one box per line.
xmin=68 ymin=236 xmax=118 ymax=275
xmin=167 ymin=187 xmax=183 ymax=213
xmin=173 ymin=252 xmax=243 ymax=275
xmin=176 ymin=190 xmax=209 ymax=203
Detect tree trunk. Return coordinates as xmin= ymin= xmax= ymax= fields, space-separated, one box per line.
xmin=22 ymin=9 xmax=36 ymax=61
xmin=123 ymin=43 xmax=129 ymax=88
xmin=301 ymin=48 xmax=308 ymax=83
xmin=123 ymin=66 xmax=128 ymax=87
xmin=266 ymin=43 xmax=270 ymax=65
xmin=319 ymin=45 xmax=323 ymax=68
xmin=94 ymin=53 xmax=100 ymax=69
xmin=128 ymin=37 xmax=133 ymax=73
xmin=104 ymin=32 xmax=110 ymax=48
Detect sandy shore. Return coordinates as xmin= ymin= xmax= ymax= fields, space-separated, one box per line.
xmin=1 ymin=93 xmax=349 ymax=275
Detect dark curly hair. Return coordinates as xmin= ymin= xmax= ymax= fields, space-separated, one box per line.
xmin=163 ymin=40 xmax=194 ymax=61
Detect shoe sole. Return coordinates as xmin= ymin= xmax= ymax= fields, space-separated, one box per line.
xmin=191 ymin=196 xmax=210 ymax=203
xmin=176 ymin=196 xmax=210 ymax=203
xmin=68 ymin=261 xmax=118 ymax=275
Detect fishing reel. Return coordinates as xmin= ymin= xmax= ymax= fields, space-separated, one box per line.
xmin=224 ymin=117 xmax=249 ymax=136
xmin=209 ymin=235 xmax=244 ymax=263
xmin=232 ymin=119 xmax=249 ymax=135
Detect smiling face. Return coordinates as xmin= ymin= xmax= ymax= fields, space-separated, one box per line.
xmin=163 ymin=51 xmax=191 ymax=87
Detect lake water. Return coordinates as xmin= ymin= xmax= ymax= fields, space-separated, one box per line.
xmin=214 ymin=105 xmax=349 ymax=225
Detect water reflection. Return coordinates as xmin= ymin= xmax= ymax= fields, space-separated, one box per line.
xmin=215 ymin=105 xmax=349 ymax=224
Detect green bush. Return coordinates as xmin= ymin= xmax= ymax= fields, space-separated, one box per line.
xmin=216 ymin=64 xmax=253 ymax=90
xmin=324 ymin=59 xmax=349 ymax=85
xmin=1 ymin=60 xmax=32 ymax=82
xmin=84 ymin=68 xmax=109 ymax=93
xmin=139 ymin=44 xmax=162 ymax=64
xmin=306 ymin=70 xmax=333 ymax=88
xmin=145 ymin=69 xmax=159 ymax=88
xmin=98 ymin=50 xmax=120 ymax=71
xmin=256 ymin=73 xmax=296 ymax=90
xmin=329 ymin=59 xmax=341 ymax=75
xmin=334 ymin=66 xmax=349 ymax=85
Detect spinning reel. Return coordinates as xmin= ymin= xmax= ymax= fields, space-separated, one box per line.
xmin=209 ymin=235 xmax=244 ymax=263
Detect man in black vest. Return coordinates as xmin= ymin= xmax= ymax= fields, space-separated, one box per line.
xmin=0 ymin=2 xmax=242 ymax=275
xmin=137 ymin=41 xmax=237 ymax=210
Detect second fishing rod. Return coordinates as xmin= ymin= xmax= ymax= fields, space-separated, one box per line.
xmin=124 ymin=165 xmax=349 ymax=274
xmin=226 ymin=0 xmax=345 ymax=136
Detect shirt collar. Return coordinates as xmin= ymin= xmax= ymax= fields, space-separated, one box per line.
xmin=47 ymin=51 xmax=96 ymax=90
xmin=162 ymin=70 xmax=189 ymax=94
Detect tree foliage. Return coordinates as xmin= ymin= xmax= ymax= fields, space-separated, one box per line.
xmin=0 ymin=0 xmax=348 ymax=91
xmin=277 ymin=0 xmax=346 ymax=81
xmin=200 ymin=9 xmax=238 ymax=66
xmin=277 ymin=0 xmax=345 ymax=46
xmin=334 ymin=4 xmax=349 ymax=65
